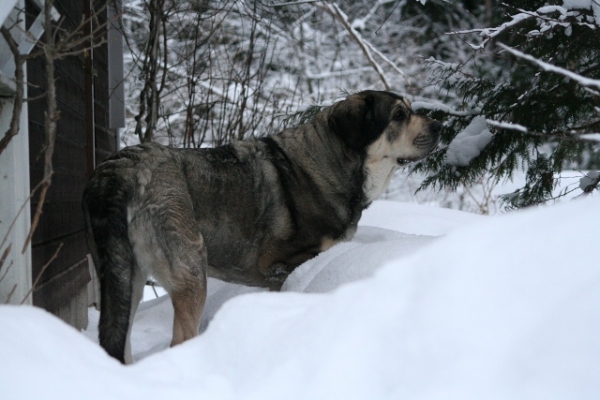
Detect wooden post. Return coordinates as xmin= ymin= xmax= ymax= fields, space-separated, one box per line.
xmin=0 ymin=2 xmax=33 ymax=305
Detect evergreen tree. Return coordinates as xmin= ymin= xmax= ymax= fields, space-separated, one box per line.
xmin=413 ymin=0 xmax=600 ymax=209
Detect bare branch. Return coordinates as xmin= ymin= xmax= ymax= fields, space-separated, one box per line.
xmin=0 ymin=27 xmax=26 ymax=157
xmin=316 ymin=2 xmax=408 ymax=90
xmin=447 ymin=12 xmax=532 ymax=50
xmin=23 ymin=0 xmax=62 ymax=252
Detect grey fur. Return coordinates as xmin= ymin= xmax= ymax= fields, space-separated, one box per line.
xmin=83 ymin=90 xmax=441 ymax=363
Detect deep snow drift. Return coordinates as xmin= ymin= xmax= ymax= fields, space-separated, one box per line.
xmin=1 ymin=199 xmax=599 ymax=399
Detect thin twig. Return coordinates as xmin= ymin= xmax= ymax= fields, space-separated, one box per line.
xmin=5 ymin=284 xmax=17 ymax=304
xmin=317 ymin=2 xmax=392 ymax=90
xmin=23 ymin=0 xmax=62 ymax=253
xmin=0 ymin=246 xmax=13 ymax=285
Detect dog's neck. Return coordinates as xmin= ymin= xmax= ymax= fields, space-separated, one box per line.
xmin=273 ymin=112 xmax=366 ymax=210
xmin=274 ymin=110 xmax=403 ymax=208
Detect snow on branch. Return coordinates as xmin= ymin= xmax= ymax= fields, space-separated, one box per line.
xmin=449 ymin=3 xmax=599 ymax=50
xmin=485 ymin=119 xmax=528 ymax=133
xmin=448 ymin=12 xmax=532 ymax=50
xmin=485 ymin=118 xmax=600 ymax=142
xmin=580 ymin=133 xmax=600 ymax=142
xmin=498 ymin=43 xmax=600 ymax=91
xmin=411 ymin=101 xmax=473 ymax=117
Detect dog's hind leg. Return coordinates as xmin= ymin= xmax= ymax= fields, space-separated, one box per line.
xmin=128 ymin=177 xmax=208 ymax=349
xmin=159 ymin=221 xmax=208 ymax=347
xmin=123 ymin=264 xmax=147 ymax=364
xmin=152 ymin=223 xmax=207 ymax=347
xmin=170 ymin=268 xmax=207 ymax=346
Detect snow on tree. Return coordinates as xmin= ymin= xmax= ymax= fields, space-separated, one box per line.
xmin=412 ymin=0 xmax=600 ymax=208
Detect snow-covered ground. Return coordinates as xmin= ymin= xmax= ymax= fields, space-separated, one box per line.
xmin=2 ymin=198 xmax=599 ymax=399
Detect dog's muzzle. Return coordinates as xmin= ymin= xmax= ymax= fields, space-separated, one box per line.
xmin=397 ymin=121 xmax=442 ymax=165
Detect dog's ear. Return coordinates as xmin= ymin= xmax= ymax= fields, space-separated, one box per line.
xmin=327 ymin=92 xmax=390 ymax=152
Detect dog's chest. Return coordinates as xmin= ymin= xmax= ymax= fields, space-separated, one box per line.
xmin=363 ymin=157 xmax=398 ymax=203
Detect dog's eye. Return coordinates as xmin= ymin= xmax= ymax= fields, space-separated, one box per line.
xmin=393 ymin=110 xmax=406 ymax=121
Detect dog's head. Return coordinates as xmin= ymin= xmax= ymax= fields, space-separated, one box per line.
xmin=328 ymin=90 xmax=442 ymax=164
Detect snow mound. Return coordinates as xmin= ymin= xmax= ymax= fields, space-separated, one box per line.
xmin=282 ymin=227 xmax=437 ymax=293
xmin=360 ymin=199 xmax=483 ymax=235
xmin=1 ymin=198 xmax=600 ymax=399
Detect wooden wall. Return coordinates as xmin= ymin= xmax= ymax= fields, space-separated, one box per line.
xmin=26 ymin=0 xmax=117 ymax=326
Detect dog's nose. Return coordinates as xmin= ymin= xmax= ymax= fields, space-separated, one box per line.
xmin=430 ymin=121 xmax=443 ymax=136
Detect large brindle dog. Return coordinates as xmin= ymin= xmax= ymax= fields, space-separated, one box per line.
xmin=83 ymin=90 xmax=441 ymax=363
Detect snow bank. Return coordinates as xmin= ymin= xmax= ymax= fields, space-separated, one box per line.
xmin=2 ymin=198 xmax=600 ymax=399
xmin=446 ymin=116 xmax=493 ymax=166
xmin=360 ymin=200 xmax=483 ymax=235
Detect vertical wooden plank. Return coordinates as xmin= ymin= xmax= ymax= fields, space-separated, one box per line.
xmin=84 ymin=0 xmax=95 ymax=177
xmin=107 ymin=1 xmax=125 ymax=133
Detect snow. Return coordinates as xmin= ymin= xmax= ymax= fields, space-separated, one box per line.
xmin=453 ymin=12 xmax=532 ymax=50
xmin=454 ymin=1 xmax=599 ymax=50
xmin=581 ymin=133 xmax=600 ymax=142
xmin=446 ymin=116 xmax=494 ymax=166
xmin=411 ymin=100 xmax=472 ymax=117
xmin=359 ymin=200 xmax=483 ymax=235
xmin=486 ymin=119 xmax=528 ymax=133
xmin=563 ymin=0 xmax=592 ymax=10
xmin=2 ymin=197 xmax=600 ymax=399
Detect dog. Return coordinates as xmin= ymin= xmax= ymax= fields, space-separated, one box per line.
xmin=83 ymin=90 xmax=442 ymax=363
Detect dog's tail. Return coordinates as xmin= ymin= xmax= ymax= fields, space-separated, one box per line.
xmin=83 ymin=170 xmax=134 ymax=364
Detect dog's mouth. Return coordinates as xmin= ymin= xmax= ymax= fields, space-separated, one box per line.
xmin=396 ymin=143 xmax=439 ymax=166
xmin=396 ymin=158 xmax=413 ymax=166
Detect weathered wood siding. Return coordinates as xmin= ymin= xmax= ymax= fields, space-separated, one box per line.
xmin=26 ymin=0 xmax=117 ymax=326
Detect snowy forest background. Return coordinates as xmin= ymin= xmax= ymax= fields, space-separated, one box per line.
xmin=2 ymin=3 xmax=600 ymax=395
xmin=118 ymin=0 xmax=600 ymax=214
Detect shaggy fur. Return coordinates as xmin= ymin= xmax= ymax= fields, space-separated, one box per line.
xmin=83 ymin=90 xmax=442 ymax=363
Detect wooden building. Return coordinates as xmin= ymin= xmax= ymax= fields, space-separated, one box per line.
xmin=0 ymin=0 xmax=124 ymax=329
